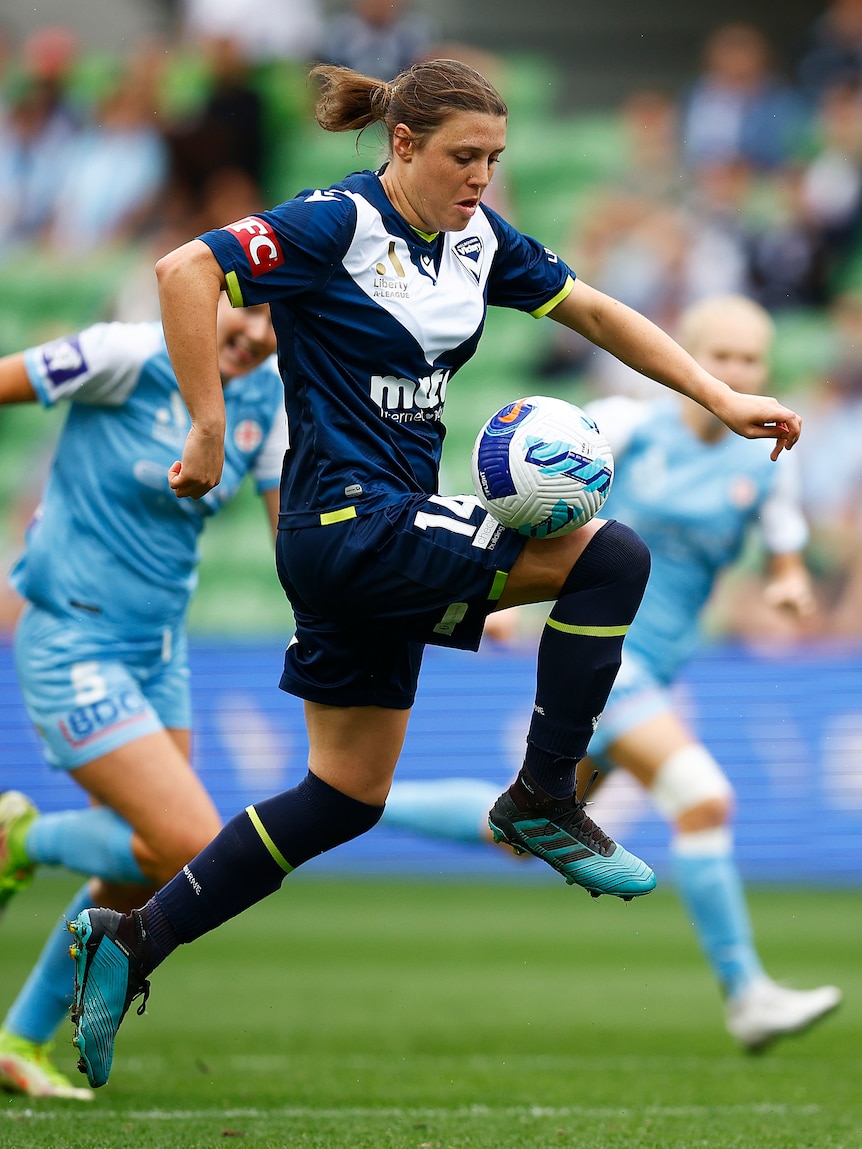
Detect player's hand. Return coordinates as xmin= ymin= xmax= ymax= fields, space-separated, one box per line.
xmin=714 ymin=391 xmax=802 ymax=460
xmin=763 ymin=570 xmax=818 ymax=620
xmin=169 ymin=426 xmax=224 ymax=499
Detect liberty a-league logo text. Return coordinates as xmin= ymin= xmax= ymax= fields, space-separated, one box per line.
xmin=370 ymin=368 xmax=451 ymax=424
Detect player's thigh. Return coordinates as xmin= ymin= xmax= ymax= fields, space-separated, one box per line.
xmin=73 ymin=730 xmax=221 ymax=860
xmin=497 ymin=518 xmax=605 ymax=608
xmin=15 ymin=605 xmax=219 ymax=857
xmin=14 ymin=604 xmax=190 ymax=770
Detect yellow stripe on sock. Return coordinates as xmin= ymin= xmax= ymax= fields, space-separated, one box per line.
xmin=545 ymin=618 xmax=630 ymax=637
xmin=245 ymin=805 xmax=293 ymax=874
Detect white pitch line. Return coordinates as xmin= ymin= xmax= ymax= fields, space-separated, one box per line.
xmin=2 ymin=1103 xmax=822 ymax=1121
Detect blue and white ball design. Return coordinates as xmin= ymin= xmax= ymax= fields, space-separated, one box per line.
xmin=471 ymin=396 xmax=614 ymax=538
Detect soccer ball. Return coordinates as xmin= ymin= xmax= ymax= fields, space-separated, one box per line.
xmin=470 ymin=395 xmax=613 ymax=538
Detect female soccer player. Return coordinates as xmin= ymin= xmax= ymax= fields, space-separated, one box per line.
xmin=0 ymin=295 xmax=281 ymax=1097
xmin=383 ymin=294 xmax=841 ymax=1051
xmin=68 ymin=60 xmax=801 ymax=1090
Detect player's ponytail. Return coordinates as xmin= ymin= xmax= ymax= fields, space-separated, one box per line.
xmin=311 ymin=59 xmax=507 ymax=148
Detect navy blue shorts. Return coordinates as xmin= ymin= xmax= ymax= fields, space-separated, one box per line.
xmin=276 ymin=493 xmax=526 ymax=709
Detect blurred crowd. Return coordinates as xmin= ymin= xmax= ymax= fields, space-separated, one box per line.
xmin=3 ymin=0 xmax=862 ymax=643
xmin=0 ymin=0 xmax=471 ymax=271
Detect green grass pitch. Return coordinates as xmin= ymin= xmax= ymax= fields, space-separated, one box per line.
xmin=1 ymin=873 xmax=859 ymax=1148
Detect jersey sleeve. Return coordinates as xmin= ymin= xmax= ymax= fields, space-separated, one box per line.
xmin=199 ymin=192 xmax=357 ymax=308
xmin=758 ymin=450 xmax=809 ymax=554
xmin=482 ymin=207 xmax=575 ymax=316
xmin=23 ymin=322 xmax=161 ymax=408
xmin=584 ymin=395 xmax=652 ymax=459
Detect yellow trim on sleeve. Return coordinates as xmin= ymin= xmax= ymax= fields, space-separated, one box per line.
xmin=245 ymin=805 xmax=293 ymax=874
xmin=320 ymin=506 xmax=357 ymax=525
xmin=546 ymin=618 xmax=629 ymax=637
xmin=225 ymin=270 xmax=245 ymax=308
xmin=530 ymin=275 xmax=575 ymax=319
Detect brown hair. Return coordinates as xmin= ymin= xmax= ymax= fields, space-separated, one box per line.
xmin=310 ymin=59 xmax=507 ymax=151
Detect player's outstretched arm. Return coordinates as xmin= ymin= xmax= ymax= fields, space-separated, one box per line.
xmin=0 ymin=353 xmax=38 ymax=405
xmin=548 ymin=280 xmax=801 ymax=458
xmin=156 ymin=241 xmax=228 ymax=499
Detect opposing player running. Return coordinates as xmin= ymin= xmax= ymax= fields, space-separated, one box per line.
xmin=0 ymin=296 xmax=281 ymax=1098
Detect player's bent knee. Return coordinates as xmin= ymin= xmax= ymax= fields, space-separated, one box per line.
xmin=561 ymin=519 xmax=651 ymax=618
xmin=135 ymin=818 xmax=222 ymax=884
xmin=649 ymin=745 xmax=734 ymax=822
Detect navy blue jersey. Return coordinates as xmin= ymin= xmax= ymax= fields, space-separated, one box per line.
xmin=200 ymin=169 xmax=574 ymax=527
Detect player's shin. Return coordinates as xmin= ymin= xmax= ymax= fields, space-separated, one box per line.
xmin=490 ymin=521 xmax=655 ymax=898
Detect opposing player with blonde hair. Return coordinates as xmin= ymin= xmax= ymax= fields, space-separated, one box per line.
xmin=385 ymin=293 xmax=841 ymax=1050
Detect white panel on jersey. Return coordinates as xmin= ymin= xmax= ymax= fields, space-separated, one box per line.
xmin=342 ymin=194 xmax=497 ymax=365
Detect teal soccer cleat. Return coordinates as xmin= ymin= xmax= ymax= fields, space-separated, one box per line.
xmin=488 ymin=769 xmax=656 ymax=900
xmin=68 ymin=908 xmax=150 ymax=1088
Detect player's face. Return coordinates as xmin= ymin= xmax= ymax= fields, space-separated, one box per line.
xmin=216 ymin=297 xmax=277 ymax=382
xmin=390 ymin=111 xmax=506 ymax=233
xmin=692 ymin=316 xmax=770 ymax=394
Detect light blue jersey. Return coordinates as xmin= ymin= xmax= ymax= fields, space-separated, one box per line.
xmin=588 ymin=395 xmax=808 ymax=685
xmin=10 ymin=321 xmax=286 ymax=645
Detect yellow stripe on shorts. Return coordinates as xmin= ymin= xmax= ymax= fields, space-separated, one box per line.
xmin=246 ymin=805 xmax=293 ymax=874
xmin=487 ymin=570 xmax=509 ymax=601
xmin=545 ymin=618 xmax=630 ymax=637
xmin=319 ymin=506 xmax=357 ymax=525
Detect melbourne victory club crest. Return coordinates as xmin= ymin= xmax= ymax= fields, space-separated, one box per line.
xmin=453 ymin=236 xmax=483 ymax=282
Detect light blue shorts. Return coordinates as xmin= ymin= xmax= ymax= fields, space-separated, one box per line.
xmin=587 ymin=647 xmax=674 ymax=766
xmin=14 ymin=603 xmax=191 ymax=771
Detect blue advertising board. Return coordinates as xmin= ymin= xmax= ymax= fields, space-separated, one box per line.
xmin=2 ymin=637 xmax=861 ymax=884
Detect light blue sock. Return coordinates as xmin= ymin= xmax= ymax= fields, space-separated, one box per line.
xmin=25 ymin=807 xmax=146 ymax=884
xmin=4 ymin=883 xmax=93 ymax=1044
xmin=382 ymin=779 xmax=500 ymax=842
xmin=671 ymin=827 xmax=764 ymax=1000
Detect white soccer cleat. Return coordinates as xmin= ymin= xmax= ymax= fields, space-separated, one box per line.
xmin=725 ymin=976 xmax=842 ymax=1051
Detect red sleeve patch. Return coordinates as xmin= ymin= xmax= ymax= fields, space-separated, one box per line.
xmin=224 ymin=216 xmax=284 ymax=277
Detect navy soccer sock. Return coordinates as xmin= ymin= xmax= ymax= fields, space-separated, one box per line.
xmin=521 ymin=520 xmax=650 ymax=799
xmin=133 ymin=772 xmax=384 ymax=971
